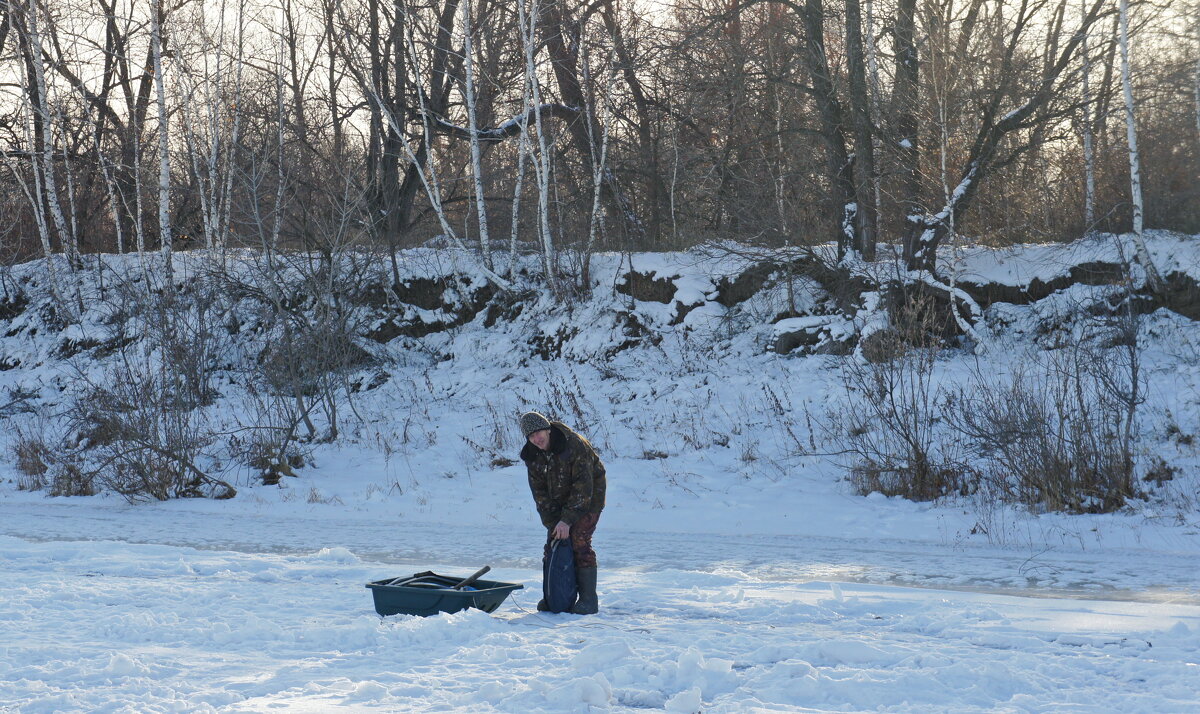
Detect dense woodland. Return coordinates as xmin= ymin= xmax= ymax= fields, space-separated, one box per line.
xmin=0 ymin=0 xmax=1194 ymax=284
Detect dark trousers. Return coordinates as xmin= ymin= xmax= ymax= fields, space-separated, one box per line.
xmin=543 ymin=511 xmax=600 ymax=568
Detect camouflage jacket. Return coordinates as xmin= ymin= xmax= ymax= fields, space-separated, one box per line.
xmin=519 ymin=422 xmax=606 ymax=529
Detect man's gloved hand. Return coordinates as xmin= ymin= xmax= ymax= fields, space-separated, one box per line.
xmin=552 ymin=521 xmax=570 ymax=540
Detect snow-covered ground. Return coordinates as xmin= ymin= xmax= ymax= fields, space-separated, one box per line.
xmin=2 ymin=233 xmax=1200 ymax=712
xmin=4 ymin=493 xmax=1200 ymax=713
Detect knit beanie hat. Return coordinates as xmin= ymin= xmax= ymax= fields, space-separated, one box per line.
xmin=519 ymin=411 xmax=552 ymax=436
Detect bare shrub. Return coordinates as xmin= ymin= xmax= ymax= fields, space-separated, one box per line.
xmin=225 ymin=251 xmax=380 ymax=443
xmin=952 ymin=342 xmax=1143 ymax=514
xmin=529 ymin=368 xmax=609 ymax=451
xmin=460 ymin=398 xmax=520 ymax=468
xmin=256 ymin=318 xmax=374 ymax=442
xmin=258 ymin=322 xmax=373 ymax=397
xmin=66 ymin=282 xmax=236 ymax=502
xmin=72 ymin=354 xmax=233 ymax=502
xmin=832 ymin=303 xmax=969 ymax=501
xmin=101 ymin=272 xmax=229 ymax=408
xmin=9 ymin=415 xmax=94 ymax=496
xmin=49 ymin=460 xmax=96 ymax=497
xmin=952 ymin=290 xmax=1149 ymax=513
xmin=227 ymin=418 xmax=309 ymax=486
xmin=1141 ymin=455 xmax=1178 ymax=487
xmin=10 ymin=421 xmax=52 ymax=490
xmin=759 ymin=383 xmax=815 ymax=458
xmin=227 ymin=366 xmax=318 ymax=485
xmin=305 ymin=487 xmax=343 ymax=505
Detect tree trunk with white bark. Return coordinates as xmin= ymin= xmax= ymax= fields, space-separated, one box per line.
xmin=1118 ymin=0 xmax=1163 ymax=292
xmin=1080 ymin=0 xmax=1096 ymax=231
xmin=462 ymin=0 xmax=493 ymax=270
xmin=151 ymin=1 xmax=173 ymax=285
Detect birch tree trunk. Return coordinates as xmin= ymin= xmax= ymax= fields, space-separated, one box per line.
xmin=272 ymin=9 xmax=286 ymax=251
xmin=132 ymin=122 xmax=148 ymax=259
xmin=333 ymin=1 xmax=511 ymax=292
xmin=21 ymin=0 xmax=80 ymax=315
xmin=1080 ymin=1 xmax=1096 ymax=231
xmin=509 ymin=128 xmax=529 ymax=278
xmin=24 ymin=2 xmax=74 ymax=260
xmin=179 ymin=0 xmax=237 ymax=256
xmin=3 ymin=96 xmax=61 ymax=307
xmin=768 ymin=30 xmax=788 ymax=237
xmin=520 ymin=0 xmax=555 ymax=279
xmin=462 ymin=0 xmax=493 ymax=270
xmin=1118 ymin=0 xmax=1162 ymax=292
xmin=178 ymin=8 xmax=219 ymax=253
xmin=94 ymin=131 xmax=125 ymax=254
xmin=151 ymin=0 xmax=173 ymax=285
xmin=582 ymin=35 xmax=613 ymax=290
xmin=540 ymin=0 xmax=643 ymax=249
xmin=59 ymin=126 xmax=80 ymax=259
xmin=508 ymin=5 xmax=535 ymax=279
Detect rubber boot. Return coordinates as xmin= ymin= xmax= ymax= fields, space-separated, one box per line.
xmin=536 ymin=598 xmax=550 ymax=612
xmin=570 ymin=567 xmax=599 ymax=615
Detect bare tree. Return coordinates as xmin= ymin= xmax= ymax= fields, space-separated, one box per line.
xmin=150 ymin=0 xmax=173 ymax=284
xmin=1118 ymin=0 xmax=1162 ymax=292
xmin=539 ymin=0 xmax=644 ymax=248
xmin=904 ymin=0 xmax=1110 ymax=272
xmin=520 ymin=0 xmax=557 ymax=278
xmin=845 ymin=0 xmax=878 ymax=260
xmin=10 ymin=0 xmax=82 ymax=314
xmin=1079 ymin=0 xmax=1097 ymax=231
xmin=1193 ymin=3 xmax=1200 ymax=143
xmin=893 ymin=0 xmax=922 ymax=245
xmin=798 ymin=0 xmax=858 ymax=260
xmin=0 ymin=0 xmax=1192 ymax=295
xmin=462 ymin=0 xmax=493 ymax=269
xmin=599 ymin=1 xmax=662 ymax=243
xmin=177 ymin=0 xmax=246 ymax=257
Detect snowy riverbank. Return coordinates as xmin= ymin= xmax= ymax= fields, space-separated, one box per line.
xmin=2 ymin=233 xmax=1200 ymax=711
